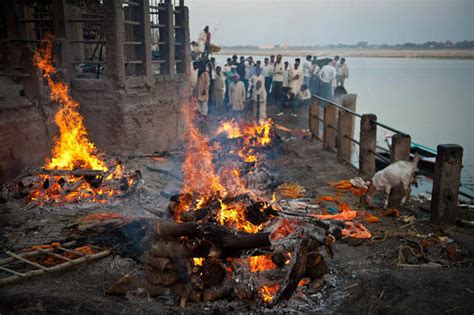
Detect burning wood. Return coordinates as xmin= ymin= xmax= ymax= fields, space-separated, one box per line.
xmin=6 ymin=35 xmax=139 ymax=206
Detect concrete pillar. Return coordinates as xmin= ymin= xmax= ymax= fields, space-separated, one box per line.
xmin=359 ymin=114 xmax=377 ymax=178
xmin=175 ymin=5 xmax=190 ymax=75
xmin=158 ymin=0 xmax=176 ymax=75
xmin=388 ymin=133 xmax=412 ymax=207
xmin=336 ymin=94 xmax=356 ymax=163
xmin=430 ymin=144 xmax=463 ymax=225
xmin=323 ymin=104 xmax=337 ymax=151
xmin=309 ymin=97 xmax=321 ymax=141
xmin=104 ymin=0 xmax=125 ymax=85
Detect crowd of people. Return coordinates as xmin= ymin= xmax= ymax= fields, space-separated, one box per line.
xmin=190 ymin=52 xmax=349 ymax=122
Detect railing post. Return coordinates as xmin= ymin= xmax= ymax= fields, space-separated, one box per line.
xmin=309 ymin=97 xmax=321 ymax=140
xmin=104 ymin=0 xmax=125 ymax=85
xmin=175 ymin=4 xmax=190 ymax=75
xmin=133 ymin=0 xmax=153 ymax=81
xmin=336 ymin=94 xmax=357 ymax=162
xmin=359 ymin=114 xmax=377 ymax=177
xmin=323 ymin=104 xmax=337 ymax=151
xmin=159 ymin=0 xmax=176 ymax=75
xmin=388 ymin=133 xmax=412 ymax=207
xmin=430 ymin=144 xmax=463 ymax=225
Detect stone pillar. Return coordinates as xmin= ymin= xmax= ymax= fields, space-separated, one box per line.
xmin=430 ymin=144 xmax=463 ymax=225
xmin=323 ymin=104 xmax=337 ymax=151
xmin=53 ymin=0 xmax=75 ymax=82
xmin=336 ymin=94 xmax=356 ymax=163
xmin=104 ymin=0 xmax=125 ymax=85
xmin=132 ymin=0 xmax=153 ymax=81
xmin=175 ymin=5 xmax=190 ymax=75
xmin=158 ymin=0 xmax=176 ymax=75
xmin=309 ymin=97 xmax=321 ymax=141
xmin=388 ymin=134 xmax=412 ymax=207
xmin=359 ymin=114 xmax=377 ymax=178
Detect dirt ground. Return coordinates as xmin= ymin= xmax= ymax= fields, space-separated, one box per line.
xmin=1 ymin=105 xmax=473 ymax=314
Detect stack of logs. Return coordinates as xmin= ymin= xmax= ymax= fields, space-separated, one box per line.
xmin=146 ymin=220 xmax=339 ymax=305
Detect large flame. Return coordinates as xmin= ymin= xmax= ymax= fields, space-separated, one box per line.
xmin=178 ymin=109 xmax=274 ymax=233
xmin=33 ymin=34 xmax=107 ymax=171
xmin=260 ymin=284 xmax=280 ymax=303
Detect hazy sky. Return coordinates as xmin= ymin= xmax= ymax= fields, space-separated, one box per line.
xmin=186 ymin=0 xmax=474 ymax=46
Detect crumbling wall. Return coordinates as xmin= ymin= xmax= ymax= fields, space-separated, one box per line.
xmin=0 ymin=75 xmax=190 ymax=183
xmin=72 ymin=74 xmax=190 ymax=156
xmin=0 ymin=103 xmax=56 ymax=183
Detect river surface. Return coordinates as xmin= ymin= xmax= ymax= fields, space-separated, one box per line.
xmin=212 ymin=56 xmax=474 ymax=188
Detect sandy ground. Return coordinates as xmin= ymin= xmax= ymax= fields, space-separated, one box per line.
xmin=0 ymin=107 xmax=473 ymax=314
xmin=217 ymin=49 xmax=474 ymax=59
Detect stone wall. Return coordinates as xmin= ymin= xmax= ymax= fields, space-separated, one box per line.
xmin=0 ymin=75 xmax=191 ymax=184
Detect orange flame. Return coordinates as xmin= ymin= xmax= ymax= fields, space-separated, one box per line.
xmin=33 ymin=34 xmax=107 ymax=171
xmin=249 ymin=255 xmax=277 ymax=273
xmin=260 ymin=284 xmax=280 ymax=303
xmin=193 ymin=257 xmax=204 ymax=266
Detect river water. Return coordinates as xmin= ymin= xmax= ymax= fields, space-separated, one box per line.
xmin=212 ymin=56 xmax=474 ymax=188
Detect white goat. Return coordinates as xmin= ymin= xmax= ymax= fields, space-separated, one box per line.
xmin=366 ymin=154 xmax=420 ymax=208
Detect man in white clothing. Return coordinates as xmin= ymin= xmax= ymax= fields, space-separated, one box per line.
xmin=319 ymin=60 xmax=337 ymax=102
xmin=261 ymin=57 xmax=273 ymax=95
xmin=252 ymin=80 xmax=267 ymax=123
xmin=248 ymin=66 xmax=265 ymax=99
xmin=302 ymin=55 xmax=312 ymax=87
xmin=271 ymin=54 xmax=284 ymax=106
xmin=230 ymin=74 xmax=246 ymax=116
xmin=289 ymin=60 xmax=303 ymax=117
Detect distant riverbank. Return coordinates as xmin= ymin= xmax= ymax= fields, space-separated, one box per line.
xmin=216 ymin=49 xmax=474 ymax=59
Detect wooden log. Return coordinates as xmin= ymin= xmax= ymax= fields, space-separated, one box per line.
xmin=430 ymin=144 xmax=463 ymax=225
xmin=146 ymin=269 xmax=180 ymax=286
xmin=336 ymin=94 xmax=357 ymax=163
xmin=323 ymin=104 xmax=337 ymax=151
xmin=147 ymin=256 xmax=172 ymax=272
xmin=309 ymin=97 xmax=321 ymax=140
xmin=149 ymin=240 xmax=193 ymax=258
xmin=305 ymin=253 xmax=328 ymax=280
xmin=202 ymin=282 xmax=233 ymax=302
xmin=31 ymin=168 xmax=104 ymax=177
xmin=270 ymin=237 xmax=309 ymax=305
xmin=388 ymin=134 xmax=412 ymax=208
xmin=359 ymin=114 xmax=377 ymax=178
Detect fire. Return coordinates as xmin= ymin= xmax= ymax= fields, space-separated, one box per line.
xmin=217 ymin=200 xmax=263 ymax=234
xmin=260 ymin=284 xmax=280 ymax=303
xmin=27 ymin=35 xmax=135 ymax=205
xmin=270 ymin=218 xmax=297 ymax=241
xmin=193 ymin=257 xmax=204 ymax=266
xmin=177 ymin=109 xmax=275 ymax=233
xmin=34 ymin=34 xmax=107 ymax=171
xmin=249 ymin=255 xmax=277 ymax=273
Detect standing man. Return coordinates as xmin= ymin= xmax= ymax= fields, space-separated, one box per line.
xmin=336 ymin=58 xmax=349 ymax=87
xmin=262 ymin=57 xmax=273 ymax=96
xmin=302 ymin=55 xmax=312 ymax=87
xmin=237 ymin=56 xmax=247 ymax=97
xmin=289 ymin=60 xmax=303 ymax=117
xmin=252 ymin=80 xmax=267 ymax=124
xmin=271 ymin=54 xmax=284 ymax=106
xmin=310 ymin=57 xmax=320 ymax=96
xmin=282 ymin=61 xmax=291 ymax=105
xmin=248 ymin=65 xmax=265 ymax=99
xmin=213 ymin=66 xmax=225 ymax=114
xmin=196 ymin=64 xmax=210 ymax=115
xmin=204 ymin=26 xmax=211 ymax=57
xmin=269 ymin=55 xmax=276 ymax=67
xmin=229 ymin=74 xmax=246 ymax=118
xmin=319 ymin=60 xmax=337 ymax=102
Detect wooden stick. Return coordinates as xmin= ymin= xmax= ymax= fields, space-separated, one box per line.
xmin=5 ymin=251 xmax=49 ymax=270
xmin=0 ymin=266 xmax=25 ymax=277
xmin=31 ymin=168 xmax=105 ymax=177
xmin=37 ymin=248 xmax=73 ymax=262
xmin=0 ymin=250 xmax=110 ymax=286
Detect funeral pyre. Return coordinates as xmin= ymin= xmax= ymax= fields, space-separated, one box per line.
xmin=143 ymin=113 xmax=345 ymax=305
xmin=6 ymin=36 xmax=139 ymax=206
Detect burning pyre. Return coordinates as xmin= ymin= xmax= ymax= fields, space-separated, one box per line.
xmin=146 ymin=111 xmax=341 ymax=305
xmin=13 ymin=35 xmax=139 ymax=206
